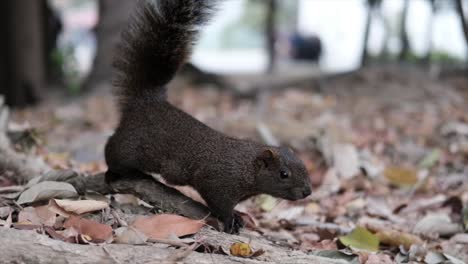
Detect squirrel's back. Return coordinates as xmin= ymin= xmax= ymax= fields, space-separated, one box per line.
xmin=113 ymin=0 xmax=216 ymax=108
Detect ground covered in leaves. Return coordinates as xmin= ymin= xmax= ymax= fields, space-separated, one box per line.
xmin=1 ymin=65 xmax=467 ymax=263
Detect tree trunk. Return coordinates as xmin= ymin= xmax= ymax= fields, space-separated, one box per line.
xmin=265 ymin=0 xmax=278 ymax=74
xmin=361 ymin=3 xmax=373 ymax=67
xmin=455 ymin=0 xmax=468 ymax=67
xmin=83 ymin=0 xmax=136 ymax=90
xmin=398 ymin=0 xmax=410 ymax=61
xmin=0 ymin=0 xmax=46 ymax=107
xmin=422 ymin=0 xmax=436 ymax=65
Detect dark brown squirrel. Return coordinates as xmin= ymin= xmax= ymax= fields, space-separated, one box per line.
xmin=105 ymin=0 xmax=312 ymax=234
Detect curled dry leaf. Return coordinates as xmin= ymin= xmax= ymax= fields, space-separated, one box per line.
xmin=229 ymin=242 xmax=265 ymax=258
xmin=375 ymin=229 xmax=423 ymax=250
xmin=63 ymin=216 xmax=113 ymax=243
xmin=52 ymin=199 xmax=109 ymax=215
xmin=131 ymin=214 xmax=205 ymax=239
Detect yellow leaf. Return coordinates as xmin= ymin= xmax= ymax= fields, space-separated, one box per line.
xmin=339 ymin=227 xmax=379 ymax=252
xmin=230 ymin=242 xmax=253 ymax=257
xmin=257 ymin=195 xmax=277 ymax=212
xmin=384 ymin=167 xmax=418 ymax=187
xmin=376 ymin=230 xmax=423 ymax=250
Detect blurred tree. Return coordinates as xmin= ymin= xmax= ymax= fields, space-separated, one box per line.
xmin=455 ymin=0 xmax=468 ymax=66
xmin=398 ymin=0 xmax=410 ymax=61
xmin=422 ymin=0 xmax=437 ymax=64
xmin=83 ymin=0 xmax=135 ymax=90
xmin=361 ymin=0 xmax=381 ymax=67
xmin=265 ymin=0 xmax=278 ymax=74
xmin=0 ymin=0 xmax=48 ymax=107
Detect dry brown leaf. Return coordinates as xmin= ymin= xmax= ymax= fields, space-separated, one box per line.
xmin=53 ymin=199 xmax=109 ymax=215
xmin=18 ymin=206 xmax=56 ymax=227
xmin=384 ymin=167 xmax=418 ymax=187
xmin=365 ymin=254 xmax=394 ymax=264
xmin=114 ymin=227 xmax=148 ymax=245
xmin=131 ymin=214 xmax=205 ymax=239
xmin=375 ymin=229 xmax=423 ymax=250
xmin=63 ymin=215 xmax=113 ymax=242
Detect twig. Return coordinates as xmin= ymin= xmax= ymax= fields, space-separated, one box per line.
xmin=256 ymin=122 xmax=279 ymax=147
xmin=102 ymin=246 xmax=122 ymax=264
xmin=166 ymin=242 xmax=199 ymax=263
xmin=0 ymin=186 xmax=24 ymax=193
xmin=111 ymin=210 xmax=128 ymax=227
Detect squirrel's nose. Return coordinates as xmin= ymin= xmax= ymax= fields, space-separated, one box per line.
xmin=302 ymin=188 xmax=311 ymax=198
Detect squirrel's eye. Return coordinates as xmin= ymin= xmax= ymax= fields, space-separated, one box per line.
xmin=280 ymin=170 xmax=289 ymax=179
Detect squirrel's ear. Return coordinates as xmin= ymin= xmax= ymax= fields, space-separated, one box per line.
xmin=254 ymin=149 xmax=278 ymax=169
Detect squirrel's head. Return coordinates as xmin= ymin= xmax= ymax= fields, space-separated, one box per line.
xmin=253 ymin=147 xmax=311 ymax=200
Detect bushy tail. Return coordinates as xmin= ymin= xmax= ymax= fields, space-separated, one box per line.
xmin=113 ymin=0 xmax=216 ymax=104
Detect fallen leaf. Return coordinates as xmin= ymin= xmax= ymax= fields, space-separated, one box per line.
xmin=332 ymin=144 xmax=360 ymax=179
xmin=413 ymin=213 xmax=462 ymax=237
xmin=229 ymin=242 xmax=264 ymax=258
xmin=230 ymin=242 xmax=253 ymax=257
xmin=4 ymin=211 xmax=12 ymax=228
xmin=18 ymin=206 xmax=57 ymax=227
xmin=339 ymin=227 xmax=379 ymax=252
xmin=63 ymin=216 xmax=113 ymax=242
xmin=0 ymin=206 xmax=12 ymax=219
xmin=53 ymin=199 xmax=109 ymax=215
xmin=112 ymin=194 xmax=140 ymax=206
xmin=364 ymin=253 xmax=393 ymax=264
xmin=114 ymin=227 xmax=148 ymax=245
xmin=17 ymin=181 xmax=77 ymax=204
xmin=13 ymin=223 xmax=41 ymax=230
xmin=384 ymin=167 xmax=418 ymax=187
xmin=451 ymin=233 xmax=468 ymax=244
xmin=131 ymin=214 xmax=204 ymax=239
xmin=257 ymin=195 xmax=278 ymax=212
xmin=442 ymin=254 xmax=466 ymax=264
xmin=375 ymin=229 xmax=423 ymax=250
xmin=312 ymin=250 xmax=359 ymax=263
xmin=424 ymin=251 xmax=447 ymax=264
xmin=463 ymin=206 xmax=468 ymax=231
xmin=56 ymin=227 xmax=80 ymax=243
xmin=418 ymin=149 xmax=441 ymax=168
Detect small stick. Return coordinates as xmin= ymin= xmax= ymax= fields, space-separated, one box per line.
xmin=102 ymin=246 xmax=122 ymax=264
xmin=111 ymin=210 xmax=128 ymax=227
xmin=166 ymin=242 xmax=199 ymax=263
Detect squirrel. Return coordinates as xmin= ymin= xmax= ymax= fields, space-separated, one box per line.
xmin=105 ymin=0 xmax=312 ymax=234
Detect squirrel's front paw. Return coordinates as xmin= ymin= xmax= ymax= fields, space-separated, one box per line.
xmin=223 ymin=213 xmax=245 ymax=234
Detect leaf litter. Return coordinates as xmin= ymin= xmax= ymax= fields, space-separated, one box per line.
xmin=2 ymin=65 xmax=468 ymax=262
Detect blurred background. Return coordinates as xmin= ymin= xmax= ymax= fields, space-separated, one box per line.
xmin=0 ymin=0 xmax=467 ymax=179
xmin=0 ymin=1 xmax=467 ymax=260
xmin=1 ymin=0 xmax=467 ymax=106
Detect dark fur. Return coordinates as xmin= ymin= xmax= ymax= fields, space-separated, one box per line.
xmin=106 ymin=0 xmax=311 ymax=234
